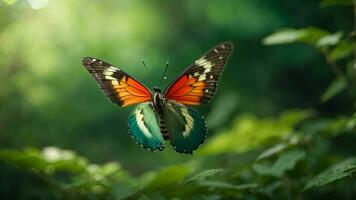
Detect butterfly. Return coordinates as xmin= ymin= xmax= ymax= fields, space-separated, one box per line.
xmin=82 ymin=42 xmax=233 ymax=154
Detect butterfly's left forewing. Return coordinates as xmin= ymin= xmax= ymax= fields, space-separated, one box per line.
xmin=165 ymin=42 xmax=233 ymax=105
xmin=82 ymin=57 xmax=152 ymax=107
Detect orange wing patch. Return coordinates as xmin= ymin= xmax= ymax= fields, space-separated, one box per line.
xmin=82 ymin=57 xmax=152 ymax=107
xmin=112 ymin=76 xmax=151 ymax=107
xmin=166 ymin=74 xmax=206 ymax=105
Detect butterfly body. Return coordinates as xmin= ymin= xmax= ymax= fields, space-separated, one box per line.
xmin=152 ymin=87 xmax=165 ymax=113
xmin=82 ymin=42 xmax=233 ymax=154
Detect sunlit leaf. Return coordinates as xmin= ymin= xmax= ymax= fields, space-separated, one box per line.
xmin=329 ymin=42 xmax=355 ymax=61
xmin=320 ymin=76 xmax=347 ymax=102
xmin=27 ymin=0 xmax=50 ymax=9
xmin=320 ymin=0 xmax=353 ymax=7
xmin=185 ymin=169 xmax=225 ymax=183
xmin=263 ymin=29 xmax=306 ymax=45
xmin=101 ymin=162 xmax=122 ymax=176
xmin=253 ymin=149 xmax=305 ymax=177
xmin=142 ymin=165 xmax=192 ymax=192
xmin=2 ymin=0 xmax=17 ymax=4
xmin=316 ymin=32 xmax=343 ymax=47
xmin=198 ymin=110 xmax=313 ymax=155
xmin=303 ymin=157 xmax=356 ymax=191
xmin=198 ymin=181 xmax=258 ymax=190
xmin=257 ymin=143 xmax=287 ymax=161
xmin=0 ymin=146 xmax=133 ymax=199
xmin=0 ymin=148 xmax=47 ymax=170
xmin=263 ymin=27 xmax=329 ymax=46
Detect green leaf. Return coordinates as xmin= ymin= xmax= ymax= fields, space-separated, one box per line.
xmin=197 ymin=181 xmax=258 ymax=190
xmin=0 ymin=148 xmax=47 ymax=170
xmin=303 ymin=157 xmax=356 ymax=191
xmin=263 ymin=27 xmax=329 ymax=46
xmin=112 ymin=183 xmax=136 ymax=200
xmin=320 ymin=0 xmax=353 ymax=7
xmin=257 ymin=143 xmax=287 ymax=161
xmin=197 ymin=110 xmax=313 ymax=155
xmin=185 ymin=169 xmax=225 ymax=183
xmin=320 ymin=76 xmax=347 ymax=102
xmin=316 ymin=32 xmax=343 ymax=47
xmin=329 ymin=42 xmax=355 ymax=61
xmin=321 ymin=116 xmax=356 ymax=137
xmin=263 ymin=29 xmax=306 ymax=45
xmin=142 ymin=165 xmax=191 ymax=192
xmin=2 ymin=0 xmax=18 ymax=4
xmin=253 ymin=149 xmax=305 ymax=177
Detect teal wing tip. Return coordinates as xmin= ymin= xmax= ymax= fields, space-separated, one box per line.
xmin=171 ymin=115 xmax=208 ymax=155
xmin=172 ymin=145 xmax=197 ymax=155
xmin=172 ymin=129 xmax=208 ymax=155
xmin=127 ymin=129 xmax=166 ymax=152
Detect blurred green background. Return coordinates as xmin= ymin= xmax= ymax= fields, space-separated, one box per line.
xmin=0 ymin=0 xmax=355 ymax=199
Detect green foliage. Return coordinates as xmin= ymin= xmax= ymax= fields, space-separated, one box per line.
xmin=185 ymin=169 xmax=225 ymax=183
xmin=321 ymin=76 xmax=347 ymax=102
xmin=0 ymin=0 xmax=356 ymax=199
xmin=141 ymin=165 xmax=192 ymax=192
xmin=263 ymin=22 xmax=354 ymax=103
xmin=303 ymin=158 xmax=356 ymax=190
xmin=196 ymin=181 xmax=259 ymax=191
xmin=262 ymin=27 xmax=329 ymax=46
xmin=198 ymin=110 xmax=313 ymax=155
xmin=253 ymin=149 xmax=306 ymax=177
xmin=0 ymin=147 xmax=132 ymax=198
xmin=320 ymin=0 xmax=353 ymax=7
xmin=2 ymin=0 xmax=17 ymax=4
xmin=329 ymin=42 xmax=355 ymax=61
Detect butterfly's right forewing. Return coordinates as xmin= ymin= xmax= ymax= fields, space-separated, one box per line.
xmin=164 ymin=42 xmax=233 ymax=105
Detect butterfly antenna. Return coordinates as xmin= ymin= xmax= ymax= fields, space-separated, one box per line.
xmin=142 ymin=60 xmax=155 ymax=87
xmin=158 ymin=61 xmax=169 ymax=87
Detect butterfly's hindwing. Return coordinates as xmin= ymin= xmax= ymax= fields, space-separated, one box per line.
xmin=165 ymin=42 xmax=233 ymax=105
xmin=128 ymin=103 xmax=165 ymax=151
xmin=162 ymin=101 xmax=207 ymax=154
xmin=82 ymin=57 xmax=152 ymax=107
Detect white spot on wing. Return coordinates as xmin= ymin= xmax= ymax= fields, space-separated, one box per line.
xmin=105 ymin=75 xmax=116 ymax=80
xmin=181 ymin=108 xmax=194 ymax=138
xmin=104 ymin=71 xmax=113 ymax=76
xmin=195 ymin=57 xmax=213 ymax=75
xmin=198 ymin=74 xmax=206 ymax=81
xmin=135 ymin=109 xmax=153 ymax=138
xmin=103 ymin=66 xmax=118 ymax=76
xmin=195 ymin=57 xmax=206 ymax=66
xmin=203 ymin=62 xmax=213 ymax=73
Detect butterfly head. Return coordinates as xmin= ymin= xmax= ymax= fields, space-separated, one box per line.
xmin=153 ymin=86 xmax=162 ymax=93
xmin=152 ymin=86 xmax=165 ymax=111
